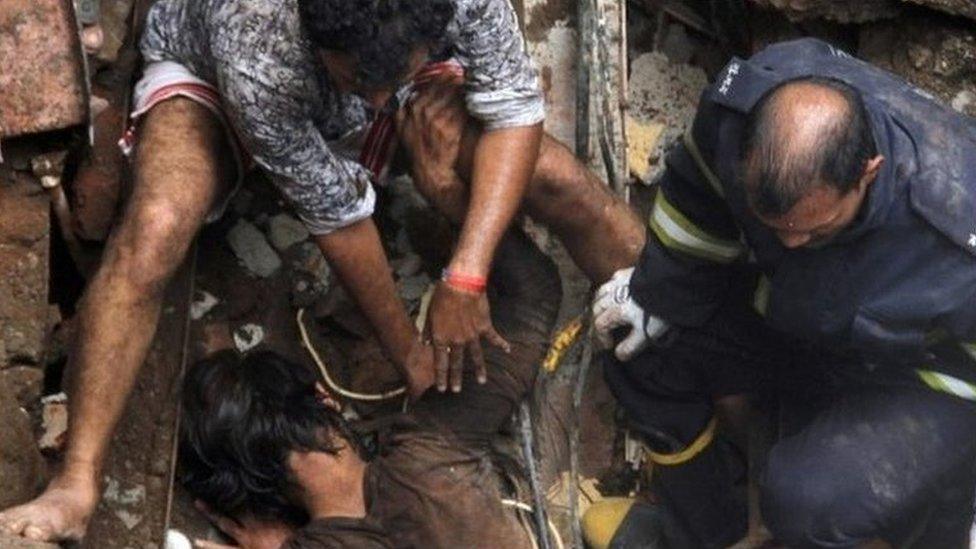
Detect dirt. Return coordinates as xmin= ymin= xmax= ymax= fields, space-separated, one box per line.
xmin=0 ymin=376 xmax=46 ymax=510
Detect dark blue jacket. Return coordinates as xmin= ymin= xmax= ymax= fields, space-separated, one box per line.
xmin=630 ymin=38 xmax=976 ymax=395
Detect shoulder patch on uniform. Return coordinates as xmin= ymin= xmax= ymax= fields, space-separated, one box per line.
xmin=707 ymin=57 xmax=778 ymax=114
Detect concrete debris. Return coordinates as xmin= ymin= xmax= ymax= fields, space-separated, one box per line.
xmin=38 ymin=392 xmax=68 ymax=454
xmin=749 ymin=0 xmax=901 ymax=23
xmin=227 ymin=219 xmax=282 ymax=278
xmin=267 ymin=213 xmax=310 ymax=251
xmin=95 ymin=0 xmax=136 ymax=65
xmin=0 ymin=378 xmax=45 ymax=510
xmin=859 ymin=17 xmax=976 ymax=117
xmin=625 ymin=117 xmax=666 ymax=181
xmin=114 ymin=509 xmax=143 ymax=530
xmin=903 ymin=0 xmax=976 ymax=21
xmin=0 ymin=171 xmax=51 ymax=366
xmin=0 ymin=366 xmax=44 ymax=408
xmin=190 ymin=290 xmax=220 ymax=320
xmin=165 ymin=529 xmax=194 ymax=549
xmin=0 ymin=0 xmax=88 ymax=137
xmin=627 ymin=52 xmax=708 ymax=183
xmin=103 ymin=477 xmax=147 ymax=506
xmin=398 ymin=273 xmax=432 ymax=303
xmin=233 ymin=323 xmax=265 ymax=353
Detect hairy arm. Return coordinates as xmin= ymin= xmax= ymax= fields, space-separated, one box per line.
xmin=316 ymin=219 xmax=433 ymax=398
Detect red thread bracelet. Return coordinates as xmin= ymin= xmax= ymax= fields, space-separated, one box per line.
xmin=441 ymin=269 xmax=487 ymax=293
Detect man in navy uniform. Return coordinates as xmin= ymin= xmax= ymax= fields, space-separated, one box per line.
xmin=588 ymin=38 xmax=976 ymax=548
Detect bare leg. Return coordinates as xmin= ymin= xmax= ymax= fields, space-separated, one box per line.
xmin=0 ymin=98 xmax=232 ymax=542
xmin=414 ymin=124 xmax=645 ymax=283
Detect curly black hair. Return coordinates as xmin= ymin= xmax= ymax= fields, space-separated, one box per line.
xmin=298 ymin=0 xmax=455 ymax=88
xmin=178 ymin=350 xmax=357 ymax=525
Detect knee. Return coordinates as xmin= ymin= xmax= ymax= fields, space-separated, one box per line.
xmin=531 ymin=137 xmax=577 ymax=200
xmin=102 ymin=204 xmax=194 ymax=296
xmin=760 ymin=443 xmax=880 ymax=547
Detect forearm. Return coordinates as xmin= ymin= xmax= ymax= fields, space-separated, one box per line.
xmin=316 ymin=219 xmax=416 ymax=367
xmin=449 ymin=123 xmax=543 ymax=277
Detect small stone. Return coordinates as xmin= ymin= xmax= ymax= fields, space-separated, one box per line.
xmin=165 ymin=530 xmax=193 ymax=549
xmin=38 ymin=393 xmax=68 ymax=454
xmin=951 ymin=90 xmax=976 ymax=113
xmin=227 ymin=220 xmax=281 ymax=278
xmin=267 ymin=214 xmax=310 ymax=251
xmin=233 ymin=324 xmax=265 ymax=353
xmin=398 ymin=273 xmax=431 ymax=303
xmin=115 ymin=509 xmax=143 ymax=530
xmin=190 ymin=290 xmax=220 ymax=320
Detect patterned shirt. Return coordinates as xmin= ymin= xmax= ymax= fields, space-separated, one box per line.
xmin=140 ymin=0 xmax=544 ymax=234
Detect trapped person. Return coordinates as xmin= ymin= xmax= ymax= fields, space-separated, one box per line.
xmin=588 ymin=38 xmax=976 ymax=548
xmin=0 ymin=0 xmax=644 ymax=541
xmin=181 ymin=232 xmax=560 ymax=549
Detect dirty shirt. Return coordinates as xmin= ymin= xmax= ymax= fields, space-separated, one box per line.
xmin=282 ymin=233 xmax=560 ymax=549
xmin=140 ymin=0 xmax=544 ymax=234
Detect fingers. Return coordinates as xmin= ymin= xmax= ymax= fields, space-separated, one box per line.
xmin=467 ymin=341 xmax=487 ymax=385
xmin=615 ymin=326 xmax=648 ymax=362
xmin=449 ymin=346 xmax=464 ymax=392
xmin=482 ymin=325 xmax=511 ymax=354
xmin=434 ymin=343 xmax=450 ymax=392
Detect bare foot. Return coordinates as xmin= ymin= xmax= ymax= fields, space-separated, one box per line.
xmin=0 ymin=473 xmax=98 ymax=542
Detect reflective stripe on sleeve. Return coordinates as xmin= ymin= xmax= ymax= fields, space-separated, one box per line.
xmin=752 ymin=275 xmax=770 ymax=317
xmin=961 ymin=342 xmax=976 ymax=363
xmin=649 ymin=191 xmax=744 ymax=263
xmin=682 ymin=130 xmax=725 ymax=198
xmin=917 ymin=369 xmax=976 ymax=401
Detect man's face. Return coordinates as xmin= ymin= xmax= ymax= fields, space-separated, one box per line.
xmin=752 ymin=155 xmax=884 ymax=249
xmin=756 ymin=184 xmax=867 ymax=249
xmin=319 ymin=47 xmax=430 ymax=110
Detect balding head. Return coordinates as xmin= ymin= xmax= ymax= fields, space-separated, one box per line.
xmin=740 ymin=77 xmax=877 ymax=218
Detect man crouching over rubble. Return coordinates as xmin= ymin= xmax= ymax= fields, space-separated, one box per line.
xmin=181 ymin=232 xmax=559 ymax=549
xmin=0 ymin=0 xmax=643 ymax=542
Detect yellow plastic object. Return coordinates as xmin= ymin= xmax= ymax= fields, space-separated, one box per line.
xmin=542 ymin=316 xmax=585 ymax=373
xmin=581 ymin=497 xmax=636 ymax=549
xmin=647 ymin=416 xmax=717 ymax=466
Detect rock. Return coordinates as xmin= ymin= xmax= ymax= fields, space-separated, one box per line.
xmin=190 ymin=290 xmax=219 ymax=320
xmin=94 ymin=0 xmax=136 ymax=65
xmin=233 ymin=324 xmax=265 ymax=353
xmin=627 ymin=52 xmax=708 ymax=183
xmin=0 ymin=378 xmax=45 ymax=509
xmin=397 ymin=273 xmax=432 ymax=303
xmin=38 ymin=393 xmax=68 ymax=454
xmin=749 ymin=0 xmax=901 ymax=23
xmin=625 ymin=117 xmax=666 ymax=181
xmin=902 ymin=0 xmax=976 ymax=22
xmin=285 ymin=242 xmax=333 ymax=307
xmin=859 ymin=17 xmax=976 ymax=117
xmin=0 ymin=171 xmax=50 ymax=366
xmin=227 ymin=219 xmax=281 ymax=278
xmin=267 ymin=213 xmax=309 ymax=251
xmin=0 ymin=366 xmax=44 ymax=407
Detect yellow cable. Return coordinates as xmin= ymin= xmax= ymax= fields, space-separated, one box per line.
xmin=543 ymin=316 xmax=585 ymax=373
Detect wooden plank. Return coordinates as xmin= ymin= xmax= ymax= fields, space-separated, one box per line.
xmin=82 ymin=247 xmax=195 ymax=548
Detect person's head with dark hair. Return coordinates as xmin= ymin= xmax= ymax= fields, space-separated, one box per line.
xmin=179 ymin=350 xmax=363 ymax=526
xmin=739 ymin=77 xmax=885 ymax=248
xmin=298 ymin=0 xmax=455 ymax=108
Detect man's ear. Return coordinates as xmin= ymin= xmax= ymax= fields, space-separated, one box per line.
xmin=860 ymin=155 xmax=885 ymax=189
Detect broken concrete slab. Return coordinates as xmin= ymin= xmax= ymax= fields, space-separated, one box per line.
xmin=267 ymin=213 xmax=309 ymax=251
xmin=0 ymin=170 xmax=51 ymax=366
xmin=38 ymin=393 xmax=68 ymax=454
xmin=0 ymin=0 xmax=87 ymax=138
xmin=0 ymin=365 xmax=44 ymax=408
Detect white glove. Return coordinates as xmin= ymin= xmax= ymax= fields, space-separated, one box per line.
xmin=593 ymin=267 xmax=669 ymax=361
